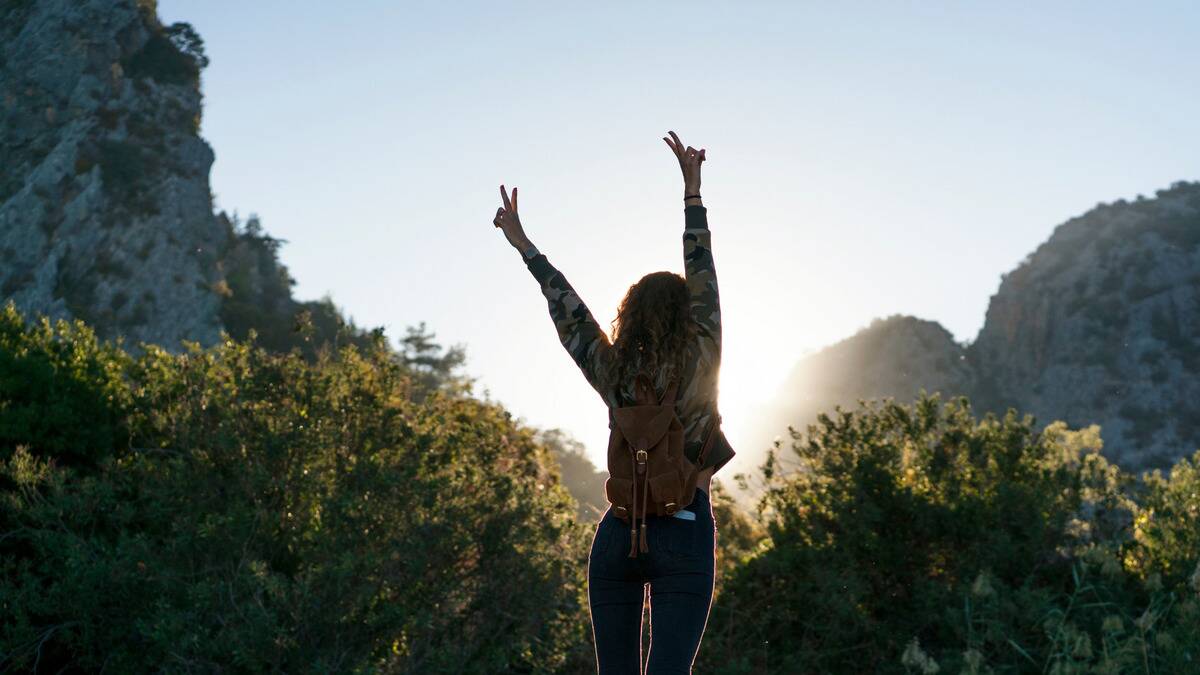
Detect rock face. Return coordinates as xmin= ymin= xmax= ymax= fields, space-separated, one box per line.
xmin=764 ymin=182 xmax=1200 ymax=472
xmin=1 ymin=0 xmax=379 ymax=357
xmin=760 ymin=316 xmax=975 ymax=443
xmin=3 ymin=2 xmax=1196 ymax=471
xmin=1 ymin=0 xmax=226 ymax=350
xmin=972 ymin=182 xmax=1200 ymax=469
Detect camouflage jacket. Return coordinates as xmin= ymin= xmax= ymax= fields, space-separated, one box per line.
xmin=524 ymin=204 xmax=735 ymax=475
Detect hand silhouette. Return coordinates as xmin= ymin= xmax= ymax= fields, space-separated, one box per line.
xmin=493 ymin=184 xmax=531 ymax=250
xmin=662 ymin=130 xmax=706 ymax=193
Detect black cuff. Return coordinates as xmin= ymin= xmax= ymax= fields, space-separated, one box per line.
xmin=684 ymin=204 xmax=708 ymax=230
xmin=525 ymin=253 xmax=555 ymax=284
xmin=702 ymin=429 xmax=736 ymax=475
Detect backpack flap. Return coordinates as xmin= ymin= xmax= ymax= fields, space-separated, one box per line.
xmin=610 ymin=406 xmax=675 ymax=453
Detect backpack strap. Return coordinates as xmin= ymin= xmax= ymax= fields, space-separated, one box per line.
xmin=696 ymin=412 xmax=723 ymax=468
xmin=660 ymin=376 xmax=680 ymax=406
xmin=634 ymin=371 xmax=656 ymax=405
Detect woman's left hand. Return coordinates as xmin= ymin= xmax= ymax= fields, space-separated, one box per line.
xmin=494 ymin=184 xmax=531 ymax=250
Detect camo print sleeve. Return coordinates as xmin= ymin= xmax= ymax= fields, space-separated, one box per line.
xmin=683 ymin=205 xmax=721 ymax=366
xmin=680 ymin=204 xmax=735 ymax=475
xmin=525 ymin=252 xmax=613 ymax=398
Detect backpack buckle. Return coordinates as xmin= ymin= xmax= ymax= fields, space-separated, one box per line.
xmin=636 ymin=450 xmax=648 ymax=463
xmin=665 ymin=502 xmax=677 ymax=515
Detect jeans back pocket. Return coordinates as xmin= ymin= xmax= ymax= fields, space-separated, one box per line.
xmin=654 ymin=515 xmax=698 ymax=559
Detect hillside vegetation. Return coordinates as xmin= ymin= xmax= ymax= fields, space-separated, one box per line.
xmin=2 ymin=303 xmax=1197 ymax=673
xmin=0 ymin=302 xmax=593 ymax=672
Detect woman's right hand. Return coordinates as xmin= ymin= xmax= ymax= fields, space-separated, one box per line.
xmin=662 ymin=130 xmax=706 ymax=194
xmin=493 ymin=184 xmax=531 ymax=250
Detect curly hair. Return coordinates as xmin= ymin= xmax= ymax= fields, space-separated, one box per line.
xmin=596 ymin=271 xmax=697 ymax=399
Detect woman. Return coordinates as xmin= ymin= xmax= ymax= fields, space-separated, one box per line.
xmin=492 ymin=130 xmax=734 ymax=674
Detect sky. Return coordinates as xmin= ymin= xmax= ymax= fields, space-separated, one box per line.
xmin=158 ymin=0 xmax=1200 ymax=480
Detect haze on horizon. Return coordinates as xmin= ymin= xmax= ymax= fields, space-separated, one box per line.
xmin=158 ymin=0 xmax=1200 ymax=478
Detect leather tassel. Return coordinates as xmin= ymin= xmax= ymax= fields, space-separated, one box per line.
xmin=640 ymin=463 xmax=651 ymax=552
xmin=628 ymin=453 xmax=638 ymax=557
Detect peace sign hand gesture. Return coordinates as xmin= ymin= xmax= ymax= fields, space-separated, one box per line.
xmin=493 ymin=184 xmax=532 ymax=251
xmin=662 ymin=130 xmax=706 ymax=195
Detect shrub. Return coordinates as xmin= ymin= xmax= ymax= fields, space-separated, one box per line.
xmin=700 ymin=395 xmax=1199 ymax=673
xmin=124 ymin=27 xmax=200 ymax=86
xmin=0 ymin=300 xmax=132 ymax=467
xmin=0 ymin=303 xmax=591 ymax=672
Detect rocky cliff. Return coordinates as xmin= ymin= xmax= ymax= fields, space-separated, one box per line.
xmin=1 ymin=0 xmax=227 ymax=349
xmin=972 ymin=182 xmax=1200 ymax=469
xmin=761 ymin=182 xmax=1200 ymax=472
xmin=0 ymin=0 xmax=376 ymax=356
xmin=4 ymin=1 xmax=1197 ymax=472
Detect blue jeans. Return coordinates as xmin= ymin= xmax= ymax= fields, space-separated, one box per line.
xmin=587 ymin=487 xmax=716 ymax=674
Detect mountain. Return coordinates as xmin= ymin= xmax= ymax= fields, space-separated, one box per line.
xmin=0 ymin=0 xmax=375 ymax=356
xmin=972 ymin=182 xmax=1200 ymax=469
xmin=757 ymin=181 xmax=1200 ymax=472
xmin=0 ymin=0 xmax=617 ymax=516
xmin=4 ymin=1 xmax=1197 ymax=476
xmin=757 ymin=315 xmax=975 ymax=448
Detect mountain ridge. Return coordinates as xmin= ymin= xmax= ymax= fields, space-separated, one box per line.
xmin=3 ymin=0 xmax=1197 ymax=474
xmin=754 ymin=180 xmax=1200 ymax=471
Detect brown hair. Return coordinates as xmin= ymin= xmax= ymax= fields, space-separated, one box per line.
xmin=598 ymin=271 xmax=697 ymax=397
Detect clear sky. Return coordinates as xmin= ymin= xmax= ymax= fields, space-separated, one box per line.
xmin=158 ymin=0 xmax=1199 ymax=479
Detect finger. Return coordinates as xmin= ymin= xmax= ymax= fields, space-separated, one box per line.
xmin=500 ymin=185 xmax=511 ymax=211
xmin=512 ymin=186 xmax=518 ymax=213
xmin=666 ymin=133 xmax=686 ymax=166
xmin=663 ymin=137 xmax=677 ymax=155
xmin=671 ymin=133 xmax=687 ymax=159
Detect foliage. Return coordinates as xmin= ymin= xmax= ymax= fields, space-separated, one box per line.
xmin=164 ymin=22 xmax=209 ymax=70
xmin=124 ymin=21 xmax=205 ymax=85
xmin=0 ymin=301 xmax=133 ymax=468
xmin=0 ymin=303 xmax=592 ymax=673
xmin=1126 ymin=453 xmax=1200 ymax=588
xmin=707 ymin=479 xmax=767 ymax=593
xmin=535 ymin=427 xmax=607 ymax=520
xmin=215 ymin=212 xmax=390 ymax=364
xmin=394 ymin=320 xmax=472 ymax=402
xmin=2 ymin=300 xmax=1198 ymax=673
xmin=700 ymin=395 xmax=1200 ymax=674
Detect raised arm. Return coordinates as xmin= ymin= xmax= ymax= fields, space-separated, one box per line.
xmin=492 ymin=185 xmax=612 ymax=397
xmin=683 ymin=203 xmax=721 ymax=366
xmin=664 ymin=131 xmax=721 ymax=366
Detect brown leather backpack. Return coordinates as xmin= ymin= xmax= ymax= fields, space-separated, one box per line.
xmin=604 ymin=370 xmax=722 ymax=558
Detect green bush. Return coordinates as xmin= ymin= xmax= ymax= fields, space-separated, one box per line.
xmin=3 ymin=300 xmax=1198 ymax=673
xmin=0 ymin=303 xmax=592 ymax=673
xmin=0 ymin=301 xmax=132 ymax=467
xmin=701 ymin=395 xmax=1200 ymax=674
xmin=125 ymin=28 xmax=200 ymax=86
